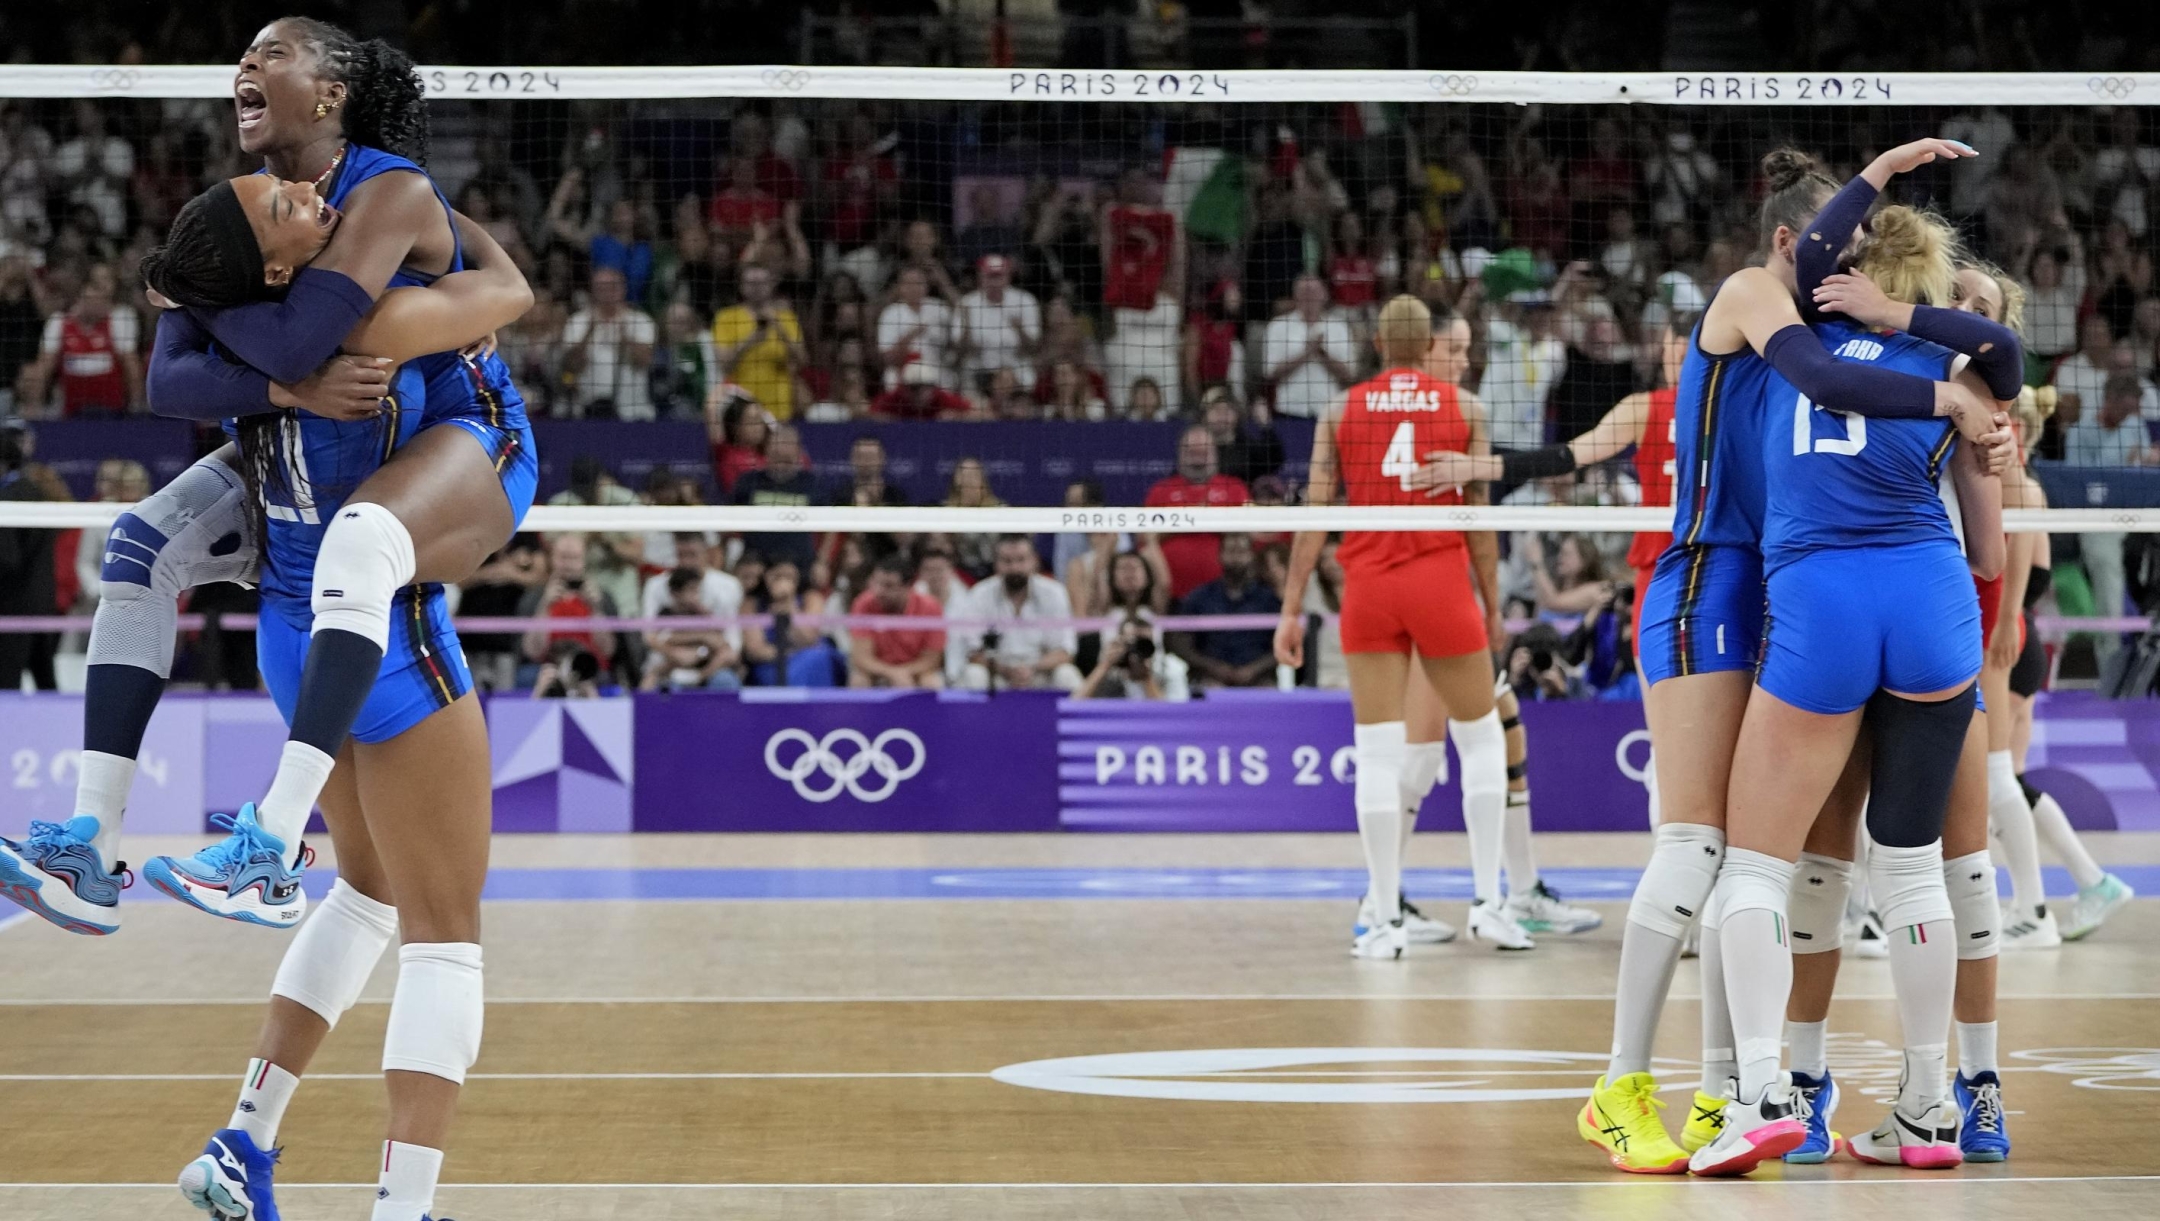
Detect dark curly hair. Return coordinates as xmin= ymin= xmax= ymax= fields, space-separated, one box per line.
xmin=281 ymin=16 xmax=429 ymax=167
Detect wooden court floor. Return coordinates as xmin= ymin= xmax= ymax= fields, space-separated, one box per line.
xmin=3 ymin=833 xmax=2158 ymax=1220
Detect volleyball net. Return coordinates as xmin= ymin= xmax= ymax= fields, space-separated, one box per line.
xmin=0 ymin=66 xmax=2156 ymax=684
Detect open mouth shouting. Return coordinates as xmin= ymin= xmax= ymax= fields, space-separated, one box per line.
xmin=235 ymin=79 xmax=268 ymax=132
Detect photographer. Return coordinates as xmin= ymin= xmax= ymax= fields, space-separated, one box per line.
xmin=639 ymin=567 xmax=742 ymax=692
xmin=1075 ymin=611 xmax=1187 ymax=701
xmin=1506 ymin=622 xmax=1582 ymax=702
xmin=519 ymin=534 xmax=623 ymax=689
xmin=533 ymin=638 xmax=604 ymax=700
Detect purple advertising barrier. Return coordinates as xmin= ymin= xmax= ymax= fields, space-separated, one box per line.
xmin=630 ymin=688 xmax=1062 ymax=832
xmin=1058 ymin=691 xmax=1653 ymax=832
xmin=2023 ymin=691 xmax=2160 ymax=832
xmin=489 ymin=698 xmax=636 ymax=833
xmin=0 ymin=693 xmax=204 ymax=836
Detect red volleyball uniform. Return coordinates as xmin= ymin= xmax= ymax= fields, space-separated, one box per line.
xmin=1333 ymin=367 xmax=1485 ymax=657
xmin=1626 ymin=387 xmax=1678 ymax=627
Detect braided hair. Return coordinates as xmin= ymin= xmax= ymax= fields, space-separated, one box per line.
xmin=280 ymin=16 xmax=429 ymax=167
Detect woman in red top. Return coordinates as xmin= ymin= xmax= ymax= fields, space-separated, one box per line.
xmin=1275 ymin=295 xmax=1520 ymax=958
xmin=1182 ymin=279 xmax=1244 ymax=405
xmin=1327 ymin=212 xmax=1379 ymax=310
xmin=707 ymin=392 xmax=769 ymax=497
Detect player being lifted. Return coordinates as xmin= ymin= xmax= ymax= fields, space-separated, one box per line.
xmin=1277 ymin=295 xmax=1529 ymax=956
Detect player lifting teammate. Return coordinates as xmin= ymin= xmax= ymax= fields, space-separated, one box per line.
xmin=1276 ymin=295 xmax=1526 ymax=956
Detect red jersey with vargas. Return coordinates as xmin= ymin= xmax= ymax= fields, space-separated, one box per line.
xmin=1335 ymin=366 xmax=1469 ymax=575
xmin=1627 ymin=386 xmax=1678 ymax=570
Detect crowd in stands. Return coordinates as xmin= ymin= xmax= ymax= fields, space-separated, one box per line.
xmin=10 ymin=62 xmax=2160 ymax=689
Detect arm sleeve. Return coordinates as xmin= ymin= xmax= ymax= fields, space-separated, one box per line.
xmin=1498 ymin=444 xmax=1579 ymax=483
xmin=1905 ymin=305 xmax=2025 ymax=401
xmin=147 ymin=309 xmax=276 ymax=422
xmin=186 ymin=268 xmax=375 ymax=385
xmin=1761 ymin=325 xmax=1937 ymax=418
xmin=1795 ymin=175 xmax=1878 ymax=324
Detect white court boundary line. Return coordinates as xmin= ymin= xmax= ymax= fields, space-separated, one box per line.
xmin=1 ymin=1065 xmax=2084 ymax=1083
xmin=4 ymin=991 xmax=2157 ymax=1005
xmin=9 ymin=1175 xmax=2158 ymax=1189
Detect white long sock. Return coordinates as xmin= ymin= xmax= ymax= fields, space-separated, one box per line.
xmin=372 ymin=1141 xmax=444 ymax=1221
xmin=229 ymin=1057 xmax=299 ymax=1150
xmin=1987 ymin=750 xmax=2046 ymax=915
xmin=1698 ymin=890 xmax=1736 ymax=1094
xmin=1504 ymin=789 xmax=1539 ymax=895
xmin=1715 ymin=849 xmax=1798 ymax=1104
xmin=1353 ymin=723 xmax=1407 ymax=921
xmin=2030 ymin=789 xmax=2107 ymax=891
xmin=1607 ymin=925 xmax=1681 ymax=1080
xmin=1787 ymin=1019 xmax=1828 ymax=1079
xmin=1887 ymin=919 xmax=1956 ymax=1111
xmin=256 ymin=741 xmax=335 ymax=867
xmin=1956 ymin=1020 xmax=1999 ymax=1076
xmin=74 ymin=750 xmax=136 ymax=866
xmin=1607 ymin=822 xmax=1723 ymax=1080
xmin=1398 ymin=740 xmax=1447 ymax=870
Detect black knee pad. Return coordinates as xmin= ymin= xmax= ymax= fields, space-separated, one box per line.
xmin=2016 ymin=774 xmax=2044 ymax=809
xmin=1863 ymin=684 xmax=1978 ymax=848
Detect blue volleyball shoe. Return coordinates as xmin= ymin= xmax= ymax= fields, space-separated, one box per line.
xmin=178 ymin=1128 xmax=281 ymax=1220
xmin=143 ymin=805 xmax=311 ymax=929
xmin=1955 ymin=1069 xmax=2011 ymax=1162
xmin=0 ymin=815 xmax=129 ymax=935
xmin=1783 ymin=1068 xmax=1840 ymax=1163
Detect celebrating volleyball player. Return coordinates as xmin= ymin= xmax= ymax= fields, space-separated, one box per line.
xmin=1276 ymin=295 xmax=1531 ymax=956
xmin=1689 ymin=188 xmax=2023 ymax=1172
xmin=130 ymin=20 xmax=533 ymax=1221
xmin=1559 ymin=141 xmax=2005 ymax=1175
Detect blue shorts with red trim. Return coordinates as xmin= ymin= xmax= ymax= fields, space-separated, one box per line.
xmin=1636 ymin=542 xmax=1765 ymax=688
xmin=256 ymin=587 xmax=472 ymax=744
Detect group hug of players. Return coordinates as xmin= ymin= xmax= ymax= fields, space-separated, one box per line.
xmin=1276 ymin=137 xmax=2136 ymax=1176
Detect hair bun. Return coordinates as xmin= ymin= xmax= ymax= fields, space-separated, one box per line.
xmin=1760 ymin=148 xmax=1818 ymax=193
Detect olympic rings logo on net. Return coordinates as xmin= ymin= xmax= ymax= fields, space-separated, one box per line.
xmin=762 ymin=68 xmax=811 ymax=92
xmin=2090 ymin=77 xmax=2138 ymax=99
xmin=1427 ymin=74 xmax=1479 ymax=96
xmin=764 ymin=728 xmax=927 ymax=802
xmin=88 ymin=69 xmax=141 ymax=90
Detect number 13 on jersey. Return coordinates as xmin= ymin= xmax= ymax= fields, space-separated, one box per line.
xmin=1793 ymin=393 xmax=1866 ymax=457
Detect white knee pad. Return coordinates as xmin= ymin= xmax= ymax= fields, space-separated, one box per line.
xmin=1447 ymin=710 xmax=1507 ymax=800
xmin=1626 ymin=821 xmax=1726 ymax=938
xmin=382 ymin=941 xmax=484 ymax=1084
xmin=1787 ymin=851 xmax=1854 ymax=955
xmin=1717 ymin=847 xmax=1797 ymax=926
xmin=271 ymin=880 xmax=399 ymax=1027
xmin=1400 ymin=740 xmax=1448 ymax=814
xmin=1944 ymin=849 xmax=2001 ymax=961
xmin=89 ymin=450 xmax=258 ymax=677
xmin=310 ymin=502 xmax=416 ymax=650
xmin=1867 ymin=836 xmax=1953 ymax=933
xmin=1354 ymin=722 xmax=1408 ymax=819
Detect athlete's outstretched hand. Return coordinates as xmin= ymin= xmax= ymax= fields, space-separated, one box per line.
xmin=1407 ymin=450 xmax=1492 ymax=496
xmin=274 ymin=354 xmax=392 ymax=421
xmin=1868 ymin=138 xmax=1978 ymax=181
xmin=1273 ymin=612 xmax=1306 ymax=669
xmin=1813 ymin=272 xmax=1903 ymax=329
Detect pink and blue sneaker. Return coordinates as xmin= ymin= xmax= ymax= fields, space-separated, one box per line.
xmin=1955 ymin=1069 xmax=2011 ymax=1162
xmin=143 ymin=805 xmax=311 ymax=929
xmin=0 ymin=815 xmax=129 ymax=935
xmin=178 ymin=1127 xmax=281 ymax=1220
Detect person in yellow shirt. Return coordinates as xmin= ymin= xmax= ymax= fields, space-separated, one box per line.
xmin=710 ymin=264 xmax=807 ymax=418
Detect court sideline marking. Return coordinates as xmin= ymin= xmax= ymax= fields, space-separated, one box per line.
xmin=4 ymin=991 xmax=2157 ymax=1004
xmin=0 ymin=1065 xmax=2090 ymax=1083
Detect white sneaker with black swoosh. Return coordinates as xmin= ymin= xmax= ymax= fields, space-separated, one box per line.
xmin=1687 ymin=1078 xmax=1807 ymax=1176
xmin=1848 ymin=1098 xmax=1965 ymax=1168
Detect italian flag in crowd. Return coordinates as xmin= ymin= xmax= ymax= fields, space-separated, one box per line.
xmin=1162 ymin=147 xmax=1247 ymax=244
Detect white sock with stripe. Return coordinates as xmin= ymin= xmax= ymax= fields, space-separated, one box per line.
xmin=229 ymin=1057 xmax=299 ymax=1149
xmin=372 ymin=1141 xmax=444 ymax=1221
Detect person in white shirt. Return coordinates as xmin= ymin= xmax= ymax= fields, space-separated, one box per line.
xmin=876 ymin=265 xmax=954 ymax=389
xmin=639 ymin=532 xmax=747 ymax=659
xmin=1260 ymin=274 xmax=1357 ymax=419
xmin=1480 ymin=292 xmax=1568 ymax=449
xmin=951 ymin=535 xmax=1082 ymax=691
xmin=2052 ymin=315 xmax=2124 ymax=420
xmin=2023 ymin=237 xmax=2087 ymax=360
xmin=953 ymin=254 xmax=1040 ymax=393
xmin=2093 ymin=108 xmax=2160 ymax=240
xmin=50 ymin=100 xmax=132 ymax=238
xmin=562 ymin=266 xmax=658 ymax=419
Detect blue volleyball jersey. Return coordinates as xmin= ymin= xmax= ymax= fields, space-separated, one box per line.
xmin=1760 ymin=321 xmax=1962 ymax=575
xmin=1668 ymin=319 xmax=1780 ymax=550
